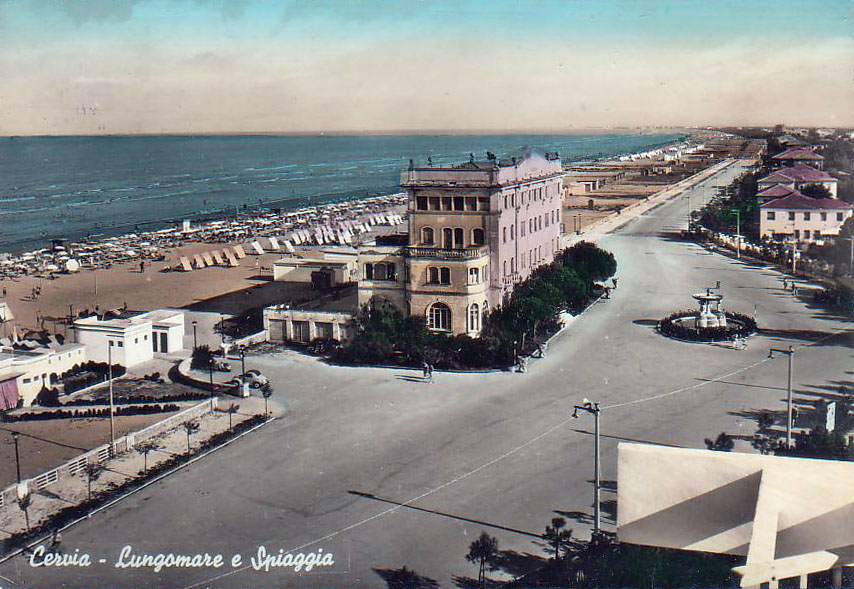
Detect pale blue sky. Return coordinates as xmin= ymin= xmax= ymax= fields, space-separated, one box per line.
xmin=1 ymin=0 xmax=852 ymax=134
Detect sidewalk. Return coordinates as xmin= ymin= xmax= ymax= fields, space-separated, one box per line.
xmin=0 ymin=394 xmax=275 ymax=539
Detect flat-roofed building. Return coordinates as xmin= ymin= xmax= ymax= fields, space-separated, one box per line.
xmin=72 ymin=309 xmax=185 ymax=367
xmin=0 ymin=339 xmax=87 ymax=407
xmin=358 ymin=149 xmax=564 ymax=336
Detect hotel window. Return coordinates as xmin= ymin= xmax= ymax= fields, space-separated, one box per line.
xmin=468 ymin=303 xmax=480 ymax=332
xmin=503 ymin=260 xmax=507 ymax=276
xmin=510 ymin=257 xmax=516 ymax=273
xmin=428 ymin=267 xmax=440 ymax=284
xmin=788 ymin=212 xmax=796 ymax=221
xmin=421 ymin=227 xmax=435 ymax=245
xmin=478 ymin=197 xmax=489 ymax=211
xmin=118 ymin=341 xmax=123 ymax=347
xmin=453 ymin=197 xmax=465 ymax=211
xmin=821 ymin=212 xmax=827 ymax=221
xmin=502 ymin=227 xmax=507 ymax=243
xmin=521 ymin=224 xmax=526 ymax=237
xmin=443 ymin=228 xmax=453 ymax=248
xmin=365 ymin=263 xmax=374 ymax=280
xmin=453 ymin=228 xmax=464 ymax=248
xmin=465 ymin=197 xmax=477 ymax=211
xmin=472 ymin=228 xmax=485 ymax=246
xmin=804 ymin=230 xmax=811 ymax=239
xmin=428 ymin=197 xmax=440 ymax=210
xmin=427 ymin=303 xmax=452 ymax=332
xmin=838 ymin=213 xmax=844 ymax=221
xmin=504 ymin=195 xmax=508 ymax=209
xmin=521 ymin=252 xmax=526 ymax=268
xmin=440 ymin=267 xmax=451 ymax=284
xmin=510 ymin=225 xmax=515 ymax=240
xmin=767 ymin=212 xmax=775 ymax=220
xmin=803 ymin=212 xmax=811 ymax=221
xmin=441 ymin=197 xmax=452 ymax=211
xmin=417 ymin=197 xmax=428 ymax=211
xmin=469 ymin=268 xmax=480 ymax=284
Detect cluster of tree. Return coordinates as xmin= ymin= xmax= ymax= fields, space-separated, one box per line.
xmin=696 ymin=171 xmax=761 ymax=240
xmin=5 ymin=403 xmax=181 ymax=422
xmin=191 ymin=345 xmax=215 ymax=370
xmin=379 ymin=518 xmax=737 ymax=589
xmin=657 ymin=311 xmax=757 ymax=342
xmin=333 ymin=242 xmax=616 ymax=370
xmin=822 ymin=138 xmax=854 ymax=203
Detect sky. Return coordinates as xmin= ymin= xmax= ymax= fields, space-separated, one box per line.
xmin=0 ymin=0 xmax=852 ymax=135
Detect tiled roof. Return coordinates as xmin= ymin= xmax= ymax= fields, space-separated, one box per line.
xmin=773 ymin=147 xmax=824 ymax=161
xmin=761 ymin=194 xmax=852 ymax=210
xmin=757 ymin=185 xmax=800 ymax=198
xmin=759 ymin=164 xmax=835 ymax=184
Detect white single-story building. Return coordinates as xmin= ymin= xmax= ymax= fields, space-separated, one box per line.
xmin=0 ymin=340 xmax=87 ymax=407
xmin=72 ymin=309 xmax=186 ymax=367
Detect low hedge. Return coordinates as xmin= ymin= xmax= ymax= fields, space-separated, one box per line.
xmin=658 ymin=311 xmax=757 ymax=342
xmin=5 ymin=404 xmax=181 ymax=422
xmin=62 ymin=392 xmax=208 ymax=406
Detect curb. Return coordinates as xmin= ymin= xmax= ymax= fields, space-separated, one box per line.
xmin=0 ymin=415 xmax=276 ymax=565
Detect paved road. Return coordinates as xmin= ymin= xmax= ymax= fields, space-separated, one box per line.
xmin=3 ymin=161 xmax=853 ymax=588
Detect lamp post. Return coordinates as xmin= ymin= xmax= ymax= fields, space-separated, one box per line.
xmin=730 ymin=209 xmax=741 ymax=259
xmin=192 ymin=320 xmax=198 ymax=350
xmin=12 ymin=431 xmax=22 ymax=484
xmin=108 ymin=343 xmax=115 ymax=454
xmin=239 ymin=347 xmax=246 ymax=377
xmin=573 ymin=399 xmax=602 ymax=535
xmin=208 ymin=362 xmax=215 ymax=410
xmin=769 ymin=346 xmax=795 ymax=447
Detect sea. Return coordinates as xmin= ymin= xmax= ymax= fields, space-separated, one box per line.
xmin=0 ymin=133 xmax=685 ymax=253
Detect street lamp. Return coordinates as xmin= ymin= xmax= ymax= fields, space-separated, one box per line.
xmin=769 ymin=346 xmax=795 ymax=447
xmin=208 ymin=362 xmax=215 ymax=410
xmin=730 ymin=209 xmax=741 ymax=259
xmin=12 ymin=431 xmax=22 ymax=484
xmin=573 ymin=399 xmax=602 ymax=535
xmin=192 ymin=320 xmax=198 ymax=350
xmin=239 ymin=346 xmax=246 ymax=377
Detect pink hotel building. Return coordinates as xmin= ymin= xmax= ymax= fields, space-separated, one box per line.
xmin=357 ymin=150 xmax=564 ymax=336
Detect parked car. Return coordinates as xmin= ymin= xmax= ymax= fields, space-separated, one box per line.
xmin=240 ymin=370 xmax=268 ymax=389
xmin=213 ymin=360 xmax=232 ymax=372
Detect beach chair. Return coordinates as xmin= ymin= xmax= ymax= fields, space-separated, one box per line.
xmin=314 ymin=230 xmax=325 ymax=245
xmin=201 ymin=252 xmax=214 ymax=266
xmin=179 ymin=256 xmax=193 ymax=272
xmin=233 ymin=245 xmax=246 ymax=259
xmin=193 ymin=254 xmax=206 ymax=269
xmin=250 ymin=241 xmax=265 ymax=255
xmin=224 ymin=250 xmax=239 ymax=267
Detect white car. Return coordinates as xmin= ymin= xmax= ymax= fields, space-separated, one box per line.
xmin=241 ymin=370 xmax=268 ymax=389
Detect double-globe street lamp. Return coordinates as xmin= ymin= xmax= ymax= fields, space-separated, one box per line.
xmin=573 ymin=399 xmax=602 ymax=536
xmin=768 ymin=345 xmax=795 ymax=447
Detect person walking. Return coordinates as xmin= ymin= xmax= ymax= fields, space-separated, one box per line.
xmin=427 ymin=362 xmax=434 ymax=383
xmin=422 ymin=360 xmax=429 ymax=380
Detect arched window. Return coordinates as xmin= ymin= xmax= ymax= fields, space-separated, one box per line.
xmin=469 ymin=303 xmax=480 ymax=332
xmin=440 ymin=267 xmax=451 ymax=285
xmin=503 ymin=260 xmax=507 ymax=276
xmin=472 ymin=228 xmax=485 ymax=246
xmin=443 ymin=228 xmax=453 ymax=249
xmin=427 ymin=303 xmax=452 ymax=331
xmin=421 ymin=227 xmax=435 ymax=245
xmin=428 ymin=267 xmax=439 ymax=284
xmin=454 ymin=228 xmax=464 ymax=248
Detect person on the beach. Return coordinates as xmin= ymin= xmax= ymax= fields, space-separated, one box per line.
xmin=783 ymin=278 xmax=788 ymax=290
xmin=427 ymin=363 xmax=434 ymax=382
xmin=139 ymin=261 xmax=145 ymax=273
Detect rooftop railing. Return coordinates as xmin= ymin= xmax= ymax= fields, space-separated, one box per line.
xmin=405 ymin=246 xmax=488 ymax=260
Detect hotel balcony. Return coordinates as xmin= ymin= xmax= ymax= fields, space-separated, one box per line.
xmin=404 ymin=246 xmax=488 ymax=260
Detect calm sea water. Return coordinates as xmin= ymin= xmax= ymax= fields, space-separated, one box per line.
xmin=0 ymin=133 xmax=684 ymax=252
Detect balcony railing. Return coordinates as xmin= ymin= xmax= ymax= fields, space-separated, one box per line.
xmin=405 ymin=246 xmax=488 ymax=260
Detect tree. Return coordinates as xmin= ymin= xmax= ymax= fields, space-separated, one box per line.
xmin=17 ymin=492 xmax=33 ymax=531
xmin=182 ymin=420 xmax=200 ymax=454
xmin=800 ymin=184 xmax=833 ymax=200
xmin=135 ymin=441 xmax=159 ymax=473
xmin=466 ymin=531 xmax=499 ymax=589
xmin=561 ymin=241 xmax=618 ymax=283
xmin=191 ymin=345 xmax=215 ymax=371
xmin=226 ymin=403 xmax=239 ymax=430
xmin=373 ymin=566 xmax=439 ymax=589
xmin=704 ymin=432 xmax=734 ymax=452
xmin=544 ymin=517 xmax=572 ymax=560
xmin=261 ymin=383 xmax=273 ymax=417
xmin=85 ymin=463 xmax=104 ymax=502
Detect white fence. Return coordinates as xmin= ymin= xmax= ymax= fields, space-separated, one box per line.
xmin=1 ymin=399 xmax=216 ymax=510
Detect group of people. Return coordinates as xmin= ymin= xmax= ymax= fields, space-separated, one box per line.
xmin=421 ymin=361 xmax=434 ymax=383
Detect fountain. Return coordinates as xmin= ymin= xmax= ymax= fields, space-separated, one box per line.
xmin=658 ymin=288 xmax=756 ymax=343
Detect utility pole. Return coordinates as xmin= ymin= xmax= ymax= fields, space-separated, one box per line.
xmin=730 ymin=209 xmax=741 ymax=259
xmin=108 ymin=343 xmax=115 ymax=454
xmin=573 ymin=400 xmax=601 ymax=535
xmin=12 ymin=431 xmax=22 ymax=484
xmin=769 ymin=346 xmax=795 ymax=447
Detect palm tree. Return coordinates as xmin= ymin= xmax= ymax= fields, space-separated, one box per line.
xmin=182 ymin=420 xmax=200 ymax=454
xmin=17 ymin=492 xmax=33 ymax=532
xmin=84 ymin=463 xmax=104 ymax=503
xmin=226 ymin=403 xmax=239 ymax=430
xmin=544 ymin=517 xmax=572 ymax=560
xmin=466 ymin=531 xmax=499 ymax=589
xmin=261 ymin=383 xmax=273 ymax=417
xmin=135 ymin=441 xmax=159 ymax=473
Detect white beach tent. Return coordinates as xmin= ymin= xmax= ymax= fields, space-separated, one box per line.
xmin=211 ymin=250 xmax=225 ymax=265
xmin=283 ymin=241 xmax=296 ymax=253
xmin=224 ymin=250 xmax=239 ymax=267
xmin=250 ymin=241 xmax=265 ymax=255
xmin=193 ymin=254 xmax=206 ymax=269
xmin=233 ymin=245 xmax=246 ymax=259
xmin=201 ymin=252 xmax=214 ymax=266
xmin=268 ymin=237 xmax=280 ymax=251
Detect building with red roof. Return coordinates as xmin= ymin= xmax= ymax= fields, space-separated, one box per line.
xmin=760 ymin=193 xmax=852 ymax=243
xmin=772 ymin=147 xmax=825 ymax=170
xmin=757 ymin=163 xmax=837 ymax=197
